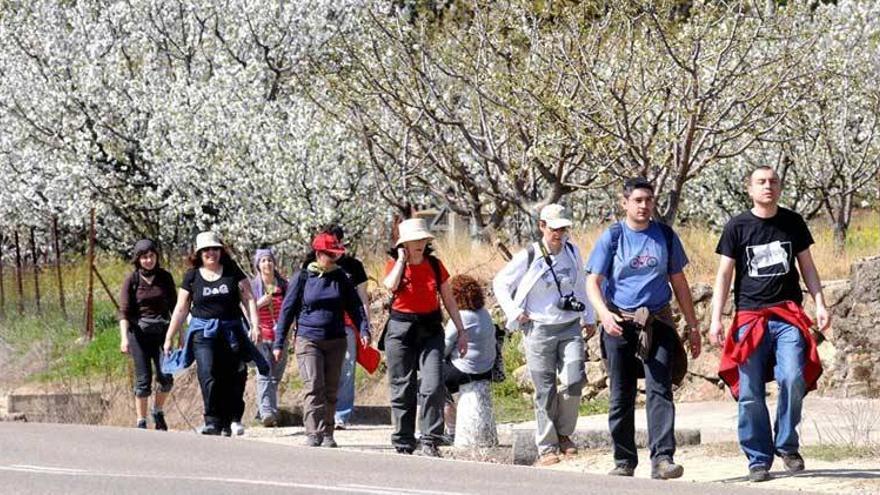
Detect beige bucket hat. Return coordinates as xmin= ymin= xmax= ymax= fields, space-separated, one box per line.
xmin=539 ymin=204 xmax=573 ymax=229
xmin=194 ymin=231 xmax=224 ymax=252
xmin=396 ymin=218 xmax=435 ymax=246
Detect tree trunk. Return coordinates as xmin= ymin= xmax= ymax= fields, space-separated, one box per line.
xmin=29 ymin=227 xmax=41 ymax=314
xmin=833 ymin=221 xmax=846 ymax=254
xmin=53 ymin=216 xmax=67 ymax=317
xmin=14 ymin=230 xmax=24 ymax=315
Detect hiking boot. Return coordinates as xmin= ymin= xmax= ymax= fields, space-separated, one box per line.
xmin=534 ymin=452 xmax=561 ymax=467
xmin=304 ymin=434 xmax=322 ymax=447
xmin=608 ymin=464 xmax=635 ymax=476
xmin=261 ymin=413 xmax=278 ymax=428
xmin=748 ymin=465 xmax=771 ymax=482
xmin=436 ymin=433 xmax=455 ymax=447
xmin=395 ymin=447 xmax=414 ymax=455
xmin=152 ymin=411 xmax=167 ymax=431
xmin=558 ymin=435 xmax=578 ymax=457
xmin=322 ymin=435 xmax=338 ymax=448
xmin=230 ymin=422 xmax=245 ymax=436
xmin=651 ymin=459 xmax=684 ymax=480
xmin=220 ymin=426 xmax=232 ymax=437
xmin=136 ymin=419 xmax=148 ymax=430
xmin=414 ymin=443 xmax=441 ymax=458
xmin=780 ymin=452 xmax=805 ymax=473
xmin=200 ymin=424 xmax=221 ymax=436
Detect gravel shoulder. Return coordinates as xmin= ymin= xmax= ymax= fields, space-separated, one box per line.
xmin=242 ymin=397 xmax=880 ymax=494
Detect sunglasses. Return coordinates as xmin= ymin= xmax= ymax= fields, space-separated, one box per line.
xmin=202 ymin=247 xmax=221 ymax=253
xmin=550 ymin=227 xmax=569 ymax=233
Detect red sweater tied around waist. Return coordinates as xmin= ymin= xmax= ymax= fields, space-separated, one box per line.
xmin=718 ymin=300 xmax=822 ymax=400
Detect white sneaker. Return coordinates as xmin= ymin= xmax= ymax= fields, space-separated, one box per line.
xmin=230 ymin=422 xmax=245 ymax=436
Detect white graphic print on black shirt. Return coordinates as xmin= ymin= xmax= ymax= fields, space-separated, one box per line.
xmin=716 ymin=207 xmax=814 ymax=310
xmin=181 ymin=264 xmax=247 ymax=320
xmin=747 ymin=240 xmax=791 ymax=278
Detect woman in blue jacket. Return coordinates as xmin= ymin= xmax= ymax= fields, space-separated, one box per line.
xmin=273 ymin=232 xmax=370 ymax=447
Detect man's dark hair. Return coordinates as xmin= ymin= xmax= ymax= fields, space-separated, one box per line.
xmin=745 ymin=165 xmax=779 ymax=185
xmin=622 ymin=177 xmax=654 ymax=198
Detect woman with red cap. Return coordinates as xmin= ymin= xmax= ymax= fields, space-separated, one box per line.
xmin=273 ymin=232 xmax=370 ymax=447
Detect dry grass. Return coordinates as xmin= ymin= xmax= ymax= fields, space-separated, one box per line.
xmin=362 ymin=209 xmax=879 ymax=289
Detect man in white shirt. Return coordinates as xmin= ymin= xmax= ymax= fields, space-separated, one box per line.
xmin=494 ymin=204 xmax=596 ymax=466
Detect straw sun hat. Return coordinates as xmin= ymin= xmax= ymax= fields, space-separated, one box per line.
xmin=396 ymin=218 xmax=435 ymax=246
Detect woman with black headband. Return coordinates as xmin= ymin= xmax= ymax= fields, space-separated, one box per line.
xmin=118 ymin=239 xmax=176 ymax=430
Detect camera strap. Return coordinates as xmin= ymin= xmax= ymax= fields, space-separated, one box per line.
xmin=539 ymin=241 xmax=566 ymax=298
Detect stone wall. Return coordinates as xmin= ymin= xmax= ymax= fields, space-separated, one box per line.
xmin=524 ymin=256 xmax=880 ymax=403
xmin=827 ymin=256 xmax=880 ymax=398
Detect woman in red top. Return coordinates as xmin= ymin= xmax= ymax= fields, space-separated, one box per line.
xmin=381 ymin=218 xmax=466 ymax=457
xmin=250 ymin=248 xmax=287 ymax=427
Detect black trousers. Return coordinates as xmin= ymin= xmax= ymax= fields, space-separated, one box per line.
xmin=443 ymin=361 xmax=492 ymax=395
xmin=602 ymin=320 xmax=677 ymax=468
xmin=129 ymin=328 xmax=173 ymax=398
xmin=384 ymin=316 xmax=445 ymax=450
xmin=192 ymin=330 xmax=247 ymax=428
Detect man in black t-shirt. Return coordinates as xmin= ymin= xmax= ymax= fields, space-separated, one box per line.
xmin=709 ymin=166 xmax=831 ymax=483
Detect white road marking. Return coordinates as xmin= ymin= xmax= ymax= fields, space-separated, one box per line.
xmin=341 ymin=484 xmax=469 ymax=495
xmin=10 ymin=464 xmax=88 ymax=473
xmin=0 ymin=465 xmax=473 ymax=494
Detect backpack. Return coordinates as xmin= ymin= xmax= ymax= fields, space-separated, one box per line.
xmin=490 ymin=323 xmax=507 ymax=383
xmin=391 ymin=254 xmax=443 ymax=301
xmin=607 ymin=221 xmax=675 ymax=273
xmin=377 ymin=255 xmax=444 ymax=351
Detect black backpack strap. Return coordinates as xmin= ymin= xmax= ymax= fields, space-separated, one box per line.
xmin=126 ymin=271 xmax=141 ymax=321
xmin=608 ymin=222 xmax=623 ymax=274
xmin=427 ymin=255 xmax=443 ymax=294
xmin=656 ymin=221 xmax=675 ymax=272
xmin=563 ymin=240 xmax=577 ymax=259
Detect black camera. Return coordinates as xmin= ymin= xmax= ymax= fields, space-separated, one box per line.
xmin=557 ymin=294 xmax=586 ymax=312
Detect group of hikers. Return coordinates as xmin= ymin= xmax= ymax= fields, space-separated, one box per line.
xmin=117 ymin=166 xmax=831 ymax=483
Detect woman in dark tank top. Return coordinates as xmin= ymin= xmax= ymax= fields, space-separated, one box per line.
xmin=117 ymin=239 xmax=176 ymax=431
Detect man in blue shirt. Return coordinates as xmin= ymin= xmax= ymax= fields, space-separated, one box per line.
xmin=585 ymin=177 xmax=701 ymax=480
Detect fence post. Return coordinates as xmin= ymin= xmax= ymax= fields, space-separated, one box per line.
xmin=0 ymin=234 xmax=5 ymax=317
xmin=52 ymin=216 xmax=66 ymax=317
xmin=14 ymin=229 xmax=24 ymax=315
xmin=29 ymin=227 xmax=41 ymax=315
xmin=93 ymin=266 xmax=119 ymax=311
xmin=84 ymin=209 xmax=96 ymax=340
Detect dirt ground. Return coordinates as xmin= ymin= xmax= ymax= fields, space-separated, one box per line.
xmin=241 ymin=397 xmax=880 ymax=495
xmin=548 ymin=443 xmax=880 ymax=494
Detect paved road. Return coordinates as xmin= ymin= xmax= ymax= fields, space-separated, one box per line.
xmin=0 ymin=423 xmax=801 ymax=495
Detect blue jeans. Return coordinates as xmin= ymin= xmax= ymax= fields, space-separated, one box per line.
xmin=255 ymin=341 xmax=287 ymax=419
xmin=736 ymin=319 xmax=806 ymax=469
xmin=335 ymin=326 xmax=357 ymax=425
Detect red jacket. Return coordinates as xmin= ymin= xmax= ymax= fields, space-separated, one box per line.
xmin=718 ymin=301 xmax=822 ymax=400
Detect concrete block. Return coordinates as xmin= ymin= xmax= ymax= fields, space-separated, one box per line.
xmin=7 ymin=392 xmax=105 ymax=424
xmin=454 ymin=380 xmax=498 ymax=448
